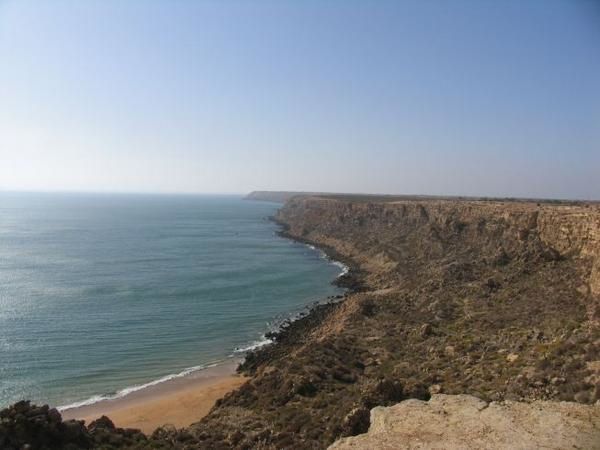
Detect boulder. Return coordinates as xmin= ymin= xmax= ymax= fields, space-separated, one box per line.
xmin=329 ymin=394 xmax=600 ymax=449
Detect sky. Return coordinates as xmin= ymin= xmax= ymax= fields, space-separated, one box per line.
xmin=0 ymin=0 xmax=599 ymax=199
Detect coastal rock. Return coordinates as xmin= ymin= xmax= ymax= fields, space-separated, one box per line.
xmin=0 ymin=401 xmax=148 ymax=450
xmin=506 ymin=353 xmax=519 ymax=363
xmin=329 ymin=394 xmax=600 ymax=449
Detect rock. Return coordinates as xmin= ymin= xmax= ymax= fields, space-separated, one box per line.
xmin=340 ymin=407 xmax=371 ymax=437
xmin=506 ymin=353 xmax=519 ymax=363
xmin=24 ymin=405 xmax=48 ymax=418
xmin=13 ymin=400 xmax=31 ymax=414
xmin=88 ymin=415 xmax=115 ymax=432
xmin=329 ymin=394 xmax=600 ymax=449
xmin=445 ymin=345 xmax=455 ymax=357
xmin=62 ymin=420 xmax=87 ymax=441
xmin=333 ymin=370 xmax=357 ymax=384
xmin=0 ymin=401 xmax=151 ymax=449
xmin=401 ymin=380 xmax=430 ymax=401
xmin=47 ymin=408 xmax=61 ymax=423
xmin=542 ymin=247 xmax=561 ymax=261
xmin=151 ymin=423 xmax=178 ymax=440
xmin=428 ymin=384 xmax=442 ymax=395
xmin=575 ymin=390 xmax=591 ymax=404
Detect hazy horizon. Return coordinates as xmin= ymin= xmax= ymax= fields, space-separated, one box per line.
xmin=1 ymin=189 xmax=599 ymax=203
xmin=1 ymin=1 xmax=599 ymax=199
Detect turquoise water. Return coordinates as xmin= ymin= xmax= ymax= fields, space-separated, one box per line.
xmin=0 ymin=193 xmax=343 ymax=409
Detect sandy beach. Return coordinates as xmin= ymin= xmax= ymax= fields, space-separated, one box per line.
xmin=61 ymin=360 xmax=246 ymax=434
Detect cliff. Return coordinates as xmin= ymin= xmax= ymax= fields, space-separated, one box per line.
xmin=187 ymin=195 xmax=600 ymax=448
xmin=277 ymin=196 xmax=600 ymax=314
xmin=3 ymin=194 xmax=599 ymax=449
xmin=244 ymin=191 xmax=316 ymax=203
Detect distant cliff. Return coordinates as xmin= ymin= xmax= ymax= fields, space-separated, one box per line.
xmin=244 ymin=191 xmax=315 ymax=203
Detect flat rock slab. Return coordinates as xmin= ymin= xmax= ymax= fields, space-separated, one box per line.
xmin=329 ymin=394 xmax=600 ymax=450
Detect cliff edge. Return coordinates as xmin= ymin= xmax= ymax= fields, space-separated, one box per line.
xmin=329 ymin=394 xmax=600 ymax=449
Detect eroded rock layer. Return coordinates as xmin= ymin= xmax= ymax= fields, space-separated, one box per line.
xmin=329 ymin=394 xmax=600 ymax=449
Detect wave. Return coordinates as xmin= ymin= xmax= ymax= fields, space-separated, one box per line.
xmin=58 ymin=241 xmax=347 ymax=413
xmin=331 ymin=260 xmax=350 ymax=277
xmin=233 ymin=337 xmax=274 ymax=353
xmin=304 ymin=242 xmax=349 ymax=278
xmin=57 ymin=360 xmax=222 ymax=412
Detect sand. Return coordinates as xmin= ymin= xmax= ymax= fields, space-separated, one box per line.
xmin=61 ymin=360 xmax=246 ymax=434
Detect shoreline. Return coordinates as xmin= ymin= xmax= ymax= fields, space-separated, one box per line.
xmin=272 ymin=215 xmax=365 ymax=293
xmin=61 ymin=359 xmax=245 ymax=434
xmin=237 ymin=217 xmax=364 ymax=375
xmin=2 ymin=206 xmax=355 ymax=440
xmin=57 ymin=217 xmax=353 ymax=435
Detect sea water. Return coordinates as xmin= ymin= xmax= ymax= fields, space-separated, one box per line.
xmin=0 ymin=193 xmax=343 ymax=409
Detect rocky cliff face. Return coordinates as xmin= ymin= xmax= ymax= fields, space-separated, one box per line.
xmin=277 ymin=197 xmax=600 ymax=319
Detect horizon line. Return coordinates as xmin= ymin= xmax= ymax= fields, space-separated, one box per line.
xmin=1 ymin=188 xmax=597 ymax=203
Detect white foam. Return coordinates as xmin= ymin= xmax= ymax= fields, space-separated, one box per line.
xmin=233 ymin=337 xmax=273 ymax=353
xmin=304 ymin=243 xmax=349 ymax=278
xmin=331 ymin=260 xmax=350 ymax=277
xmin=58 ymin=361 xmax=220 ymax=412
xmin=59 ymin=241 xmax=348 ymax=413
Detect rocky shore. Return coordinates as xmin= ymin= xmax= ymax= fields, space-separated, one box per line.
xmin=0 ymin=401 xmax=148 ymax=449
xmin=2 ymin=192 xmax=599 ymax=449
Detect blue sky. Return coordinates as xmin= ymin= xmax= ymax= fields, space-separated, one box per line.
xmin=0 ymin=0 xmax=598 ymax=199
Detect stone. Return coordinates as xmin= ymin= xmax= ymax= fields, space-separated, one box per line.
xmin=428 ymin=384 xmax=442 ymax=395
xmin=506 ymin=353 xmax=519 ymax=363
xmin=340 ymin=407 xmax=371 ymax=437
xmin=329 ymin=394 xmax=600 ymax=449
xmin=88 ymin=415 xmax=115 ymax=432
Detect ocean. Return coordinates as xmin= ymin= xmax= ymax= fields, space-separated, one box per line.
xmin=0 ymin=193 xmax=344 ymax=409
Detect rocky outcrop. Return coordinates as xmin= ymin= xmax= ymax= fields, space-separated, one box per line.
xmin=0 ymin=401 xmax=148 ymax=449
xmin=329 ymin=394 xmax=600 ymax=449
